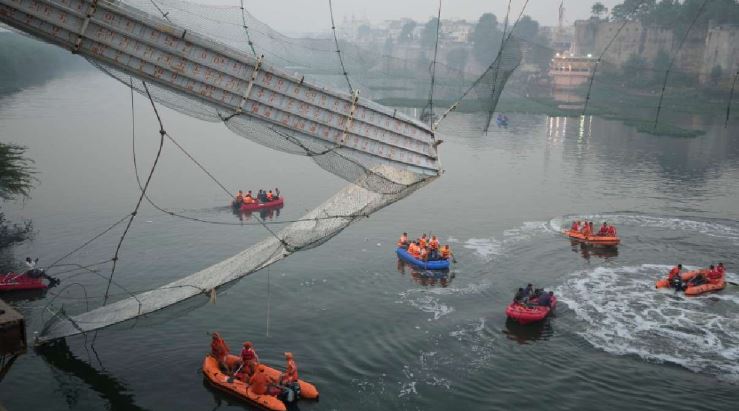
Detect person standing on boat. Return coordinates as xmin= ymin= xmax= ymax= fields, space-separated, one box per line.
xmin=280 ymin=352 xmax=299 ymax=385
xmin=235 ymin=190 xmax=244 ymax=205
xmin=211 ymin=332 xmax=230 ymax=371
xmin=571 ymin=221 xmax=580 ymax=232
xmin=241 ymin=341 xmax=260 ymax=377
xmin=274 ymin=187 xmax=280 ymax=199
xmin=266 ymin=190 xmax=274 ymax=201
xmin=597 ymin=223 xmax=609 ymax=236
xmin=428 ymin=235 xmax=440 ymax=260
xmin=419 ymin=234 xmax=428 ymax=248
xmin=582 ymin=222 xmax=592 ymax=236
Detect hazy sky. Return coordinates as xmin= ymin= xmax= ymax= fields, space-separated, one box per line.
xmin=202 ymin=0 xmax=624 ymax=35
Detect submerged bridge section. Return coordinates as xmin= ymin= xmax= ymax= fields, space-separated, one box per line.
xmin=0 ymin=0 xmax=441 ymax=180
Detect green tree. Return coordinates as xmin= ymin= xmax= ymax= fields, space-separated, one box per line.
xmin=0 ymin=143 xmax=35 ymax=248
xmin=446 ymin=47 xmax=469 ymax=72
xmin=591 ymin=2 xmax=608 ymax=19
xmin=398 ymin=21 xmax=416 ymax=43
xmin=512 ymin=15 xmax=539 ymax=41
xmin=420 ymin=17 xmax=440 ymax=49
xmin=611 ymin=0 xmax=656 ymax=21
xmin=471 ymin=13 xmax=502 ymax=65
xmin=651 ymin=48 xmax=671 ymax=84
xmin=622 ymin=53 xmax=648 ymax=86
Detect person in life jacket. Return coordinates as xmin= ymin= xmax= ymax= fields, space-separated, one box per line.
xmin=211 ymin=332 xmax=230 ymax=370
xmin=581 ymin=222 xmax=592 ymax=236
xmin=419 ymin=246 xmax=429 ymax=261
xmin=440 ymin=245 xmax=453 ymax=260
xmin=597 ymin=222 xmax=609 ymax=236
xmin=274 ymin=187 xmax=280 ymax=199
xmin=407 ymin=241 xmax=421 ymax=258
xmin=244 ymin=191 xmax=255 ymax=204
xmin=241 ymin=341 xmax=260 ymax=377
xmin=248 ymin=365 xmax=277 ymax=396
xmin=280 ymin=352 xmax=299 ymax=385
xmin=428 ymin=236 xmax=440 ymax=259
xmin=716 ymin=262 xmax=725 ymax=276
xmin=668 ymin=264 xmax=683 ymax=290
xmin=397 ymin=232 xmax=409 ymax=248
xmin=705 ymin=264 xmax=723 ymax=283
xmin=606 ymin=224 xmax=617 ymax=236
xmin=235 ymin=190 xmax=244 ymax=205
xmin=266 ymin=190 xmax=274 ymax=201
xmin=571 ymin=220 xmax=580 ymax=232
xmin=419 ymin=234 xmax=428 ymax=248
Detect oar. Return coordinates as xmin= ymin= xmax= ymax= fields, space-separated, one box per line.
xmin=727 ymin=281 xmax=738 ymax=286
xmin=227 ymin=363 xmax=244 ymax=383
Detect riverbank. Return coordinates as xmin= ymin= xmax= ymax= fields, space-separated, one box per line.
xmin=377 ymin=83 xmax=736 ymax=138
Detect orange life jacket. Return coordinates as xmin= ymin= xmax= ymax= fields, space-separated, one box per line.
xmin=420 ymin=247 xmax=428 ymax=259
xmin=668 ymin=267 xmax=680 ymax=280
xmin=429 ymin=239 xmax=439 ymax=250
xmin=408 ymin=243 xmax=420 ymax=257
xmin=283 ymin=359 xmax=298 ymax=384
xmin=419 ymin=238 xmax=427 ymax=248
xmin=249 ymin=371 xmax=272 ymax=395
xmin=267 ymin=192 xmax=274 ymax=201
xmin=441 ymin=247 xmax=450 ymax=259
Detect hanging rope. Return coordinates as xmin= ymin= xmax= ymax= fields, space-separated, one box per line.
xmin=238 ymin=0 xmax=258 ymax=56
xmin=653 ymin=0 xmax=709 ymax=131
xmin=147 ymin=0 xmax=171 ymax=22
xmin=726 ymin=71 xmax=738 ymax=129
xmin=423 ymin=0 xmax=442 ymax=128
xmin=582 ymin=0 xmax=648 ymax=117
xmin=102 ymin=81 xmax=166 ymax=306
xmin=435 ymin=0 xmax=529 ymax=131
xmin=328 ymin=0 xmax=354 ymax=94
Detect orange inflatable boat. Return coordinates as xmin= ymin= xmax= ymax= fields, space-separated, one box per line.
xmin=655 ymin=269 xmax=726 ymax=296
xmin=202 ymin=354 xmax=319 ymax=411
xmin=564 ymin=230 xmax=620 ymax=246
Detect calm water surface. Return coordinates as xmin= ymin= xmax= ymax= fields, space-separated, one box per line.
xmin=1 ymin=70 xmax=738 ymax=410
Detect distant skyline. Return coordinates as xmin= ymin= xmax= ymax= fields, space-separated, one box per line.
xmin=198 ymin=0 xmax=623 ymax=35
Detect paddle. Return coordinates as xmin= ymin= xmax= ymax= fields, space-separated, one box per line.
xmin=727 ymin=281 xmax=738 ymax=286
xmin=227 ymin=363 xmax=244 ymax=383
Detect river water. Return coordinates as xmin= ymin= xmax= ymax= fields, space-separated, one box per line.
xmin=1 ymin=70 xmax=738 ymax=410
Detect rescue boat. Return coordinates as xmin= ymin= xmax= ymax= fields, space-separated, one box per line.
xmin=202 ymin=354 xmax=319 ymax=411
xmin=0 ymin=272 xmax=48 ymax=292
xmin=655 ymin=269 xmax=726 ymax=296
xmin=396 ymin=247 xmax=450 ymax=270
xmin=233 ymin=197 xmax=285 ymax=212
xmin=505 ymin=296 xmax=557 ymax=325
xmin=563 ymin=229 xmax=620 ymax=246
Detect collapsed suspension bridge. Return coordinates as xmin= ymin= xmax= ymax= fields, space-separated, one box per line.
xmin=0 ymin=0 xmax=520 ymax=342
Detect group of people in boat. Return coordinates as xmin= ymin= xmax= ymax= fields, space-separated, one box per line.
xmin=235 ymin=188 xmax=280 ymax=205
xmin=667 ymin=263 xmax=726 ymax=291
xmin=397 ymin=232 xmax=454 ymax=262
xmin=513 ymin=283 xmax=555 ymax=307
xmin=210 ymin=333 xmax=298 ymax=396
xmin=570 ymin=220 xmax=617 ymax=237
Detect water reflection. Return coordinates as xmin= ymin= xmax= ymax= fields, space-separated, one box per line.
xmin=570 ymin=240 xmax=619 ymax=261
xmin=231 ymin=204 xmax=283 ymax=222
xmin=396 ymin=259 xmax=454 ymax=287
xmin=36 ymin=339 xmax=146 ymax=410
xmin=502 ymin=317 xmax=554 ymax=344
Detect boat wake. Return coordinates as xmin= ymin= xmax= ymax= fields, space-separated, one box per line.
xmin=550 ymin=213 xmax=739 ymax=245
xmin=463 ymin=220 xmax=554 ymax=261
xmin=556 ymin=264 xmax=739 ymax=381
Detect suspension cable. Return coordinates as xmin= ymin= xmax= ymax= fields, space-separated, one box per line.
xmin=653 ymin=0 xmax=709 ymax=131
xmin=328 ymin=0 xmax=354 ymax=94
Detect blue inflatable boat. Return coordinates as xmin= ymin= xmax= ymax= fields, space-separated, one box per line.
xmin=396 ymin=248 xmax=450 ymax=270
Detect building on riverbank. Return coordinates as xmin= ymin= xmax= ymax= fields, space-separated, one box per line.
xmin=572 ymin=19 xmax=738 ymax=88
